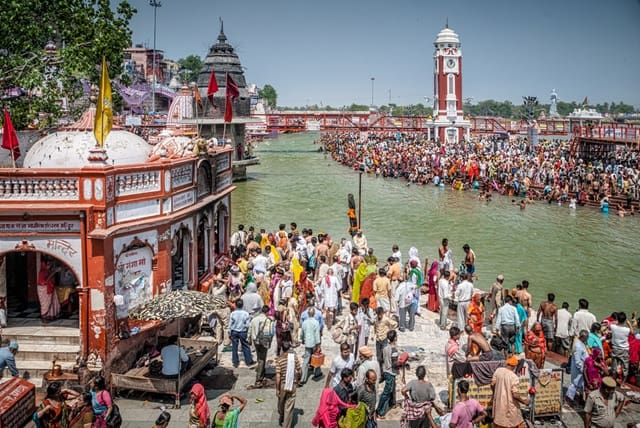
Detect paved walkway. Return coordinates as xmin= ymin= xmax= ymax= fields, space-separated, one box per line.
xmin=116 ymin=297 xmax=640 ymax=427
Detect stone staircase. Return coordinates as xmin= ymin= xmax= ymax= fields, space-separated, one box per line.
xmin=1 ymin=322 xmax=80 ymax=389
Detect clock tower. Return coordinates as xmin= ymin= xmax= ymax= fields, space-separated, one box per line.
xmin=433 ymin=25 xmax=470 ymax=143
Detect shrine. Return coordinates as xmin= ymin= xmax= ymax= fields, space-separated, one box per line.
xmin=0 ymin=109 xmax=234 ymax=382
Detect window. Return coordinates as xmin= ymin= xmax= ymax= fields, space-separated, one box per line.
xmin=448 ymin=74 xmax=455 ymax=95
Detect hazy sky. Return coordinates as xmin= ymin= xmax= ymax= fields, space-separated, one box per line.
xmin=129 ymin=0 xmax=640 ymax=108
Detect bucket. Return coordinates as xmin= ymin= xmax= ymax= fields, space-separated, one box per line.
xmin=310 ymin=351 xmax=325 ymax=368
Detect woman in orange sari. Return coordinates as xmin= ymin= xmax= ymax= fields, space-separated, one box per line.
xmin=525 ymin=322 xmax=547 ymax=369
xmin=295 ymin=271 xmax=315 ymax=315
xmin=467 ymin=293 xmax=484 ymax=334
xmin=426 ymin=261 xmax=440 ymax=313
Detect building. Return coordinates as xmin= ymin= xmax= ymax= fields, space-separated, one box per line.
xmin=181 ymin=23 xmax=260 ymax=180
xmin=432 ymin=25 xmax=471 ymax=143
xmin=0 ymin=109 xmax=234 ymax=378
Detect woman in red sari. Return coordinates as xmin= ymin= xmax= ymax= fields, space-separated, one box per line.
xmin=426 ymin=261 xmax=440 ymax=312
xmin=311 ymin=387 xmax=356 ymax=428
xmin=584 ymin=347 xmax=608 ymax=396
xmin=467 ymin=292 xmax=484 ymax=334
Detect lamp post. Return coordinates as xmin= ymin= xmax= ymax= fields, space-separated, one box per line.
xmin=370 ymin=77 xmax=375 ymax=109
xmin=150 ymin=0 xmax=162 ymax=114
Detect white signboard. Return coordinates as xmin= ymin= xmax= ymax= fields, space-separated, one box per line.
xmin=172 ymin=189 xmax=195 ymax=212
xmin=0 ymin=236 xmax=83 ymax=285
xmin=0 ymin=220 xmax=81 ymax=233
xmin=114 ymin=246 xmax=154 ymax=318
xmin=171 ymin=164 xmax=193 ymax=189
xmin=115 ymin=199 xmax=161 ymax=223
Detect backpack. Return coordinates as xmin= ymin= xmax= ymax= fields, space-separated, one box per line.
xmin=256 ymin=318 xmax=274 ymax=348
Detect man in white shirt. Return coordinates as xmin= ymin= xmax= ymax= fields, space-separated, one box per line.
xmin=391 ymin=244 xmax=402 ymax=267
xmin=353 ymin=230 xmax=368 ymax=255
xmin=610 ymin=312 xmax=631 ymax=378
xmin=330 ymin=256 xmax=345 ymax=314
xmin=554 ymin=301 xmax=572 ymax=356
xmin=496 ymin=295 xmax=520 ymax=354
xmin=571 ymin=298 xmax=597 ymax=338
xmin=161 ymin=336 xmax=190 ymax=378
xmin=252 ymin=250 xmax=268 ymax=275
xmin=325 ymin=342 xmax=355 ymax=389
xmin=395 ymin=280 xmax=416 ymax=332
xmin=437 ymin=270 xmax=452 ymax=330
xmin=455 ymin=273 xmax=474 ymax=330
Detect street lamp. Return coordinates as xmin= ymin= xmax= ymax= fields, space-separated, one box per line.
xmin=370 ymin=77 xmax=375 ymax=109
xmin=150 ymin=0 xmax=162 ymax=114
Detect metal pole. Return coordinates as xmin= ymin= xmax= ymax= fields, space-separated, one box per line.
xmin=358 ymin=171 xmax=362 ymax=229
xmin=150 ymin=0 xmax=162 ymax=114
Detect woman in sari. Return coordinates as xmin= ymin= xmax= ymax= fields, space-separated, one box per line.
xmin=90 ymin=375 xmax=112 ymax=428
xmin=295 ymin=271 xmax=315 ymax=316
xmin=584 ymin=347 xmax=608 ymax=396
xmin=189 ymin=383 xmax=210 ymax=428
xmin=35 ymin=381 xmax=80 ymax=428
xmin=68 ymin=392 xmax=94 ymax=428
xmin=38 ymin=260 xmax=61 ymax=322
xmin=514 ymin=296 xmax=528 ymax=354
xmin=525 ymin=322 xmax=547 ymax=369
xmin=426 ymin=261 xmax=440 ymax=313
xmin=467 ymin=293 xmax=484 ymax=334
xmin=311 ymin=387 xmax=356 ymax=428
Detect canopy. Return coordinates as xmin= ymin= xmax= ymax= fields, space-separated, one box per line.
xmin=128 ymin=290 xmax=227 ymax=321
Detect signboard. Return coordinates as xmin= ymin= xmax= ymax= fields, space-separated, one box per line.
xmin=115 ymin=199 xmax=161 ymax=223
xmin=0 ymin=220 xmax=81 ymax=233
xmin=0 ymin=377 xmax=36 ymax=428
xmin=453 ymin=373 xmax=531 ymax=410
xmin=125 ymin=115 xmax=142 ymax=126
xmin=171 ymin=164 xmax=193 ymax=189
xmin=172 ymin=189 xmax=196 ymax=212
xmin=533 ymin=369 xmax=563 ymax=417
xmin=215 ymin=154 xmax=231 ymax=173
xmin=114 ymin=246 xmax=154 ymax=318
xmin=215 ymin=171 xmax=232 ymax=193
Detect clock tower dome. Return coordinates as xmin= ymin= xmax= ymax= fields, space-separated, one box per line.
xmin=433 ymin=25 xmax=470 ymax=143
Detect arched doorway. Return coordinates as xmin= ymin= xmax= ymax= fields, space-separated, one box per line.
xmin=171 ymin=226 xmax=192 ymax=290
xmin=197 ymin=213 xmax=211 ymax=279
xmin=214 ymin=204 xmax=229 ymax=256
xmin=0 ymin=251 xmax=80 ymax=327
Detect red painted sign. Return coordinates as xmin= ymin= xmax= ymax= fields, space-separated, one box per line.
xmin=0 ymin=377 xmax=36 ymax=428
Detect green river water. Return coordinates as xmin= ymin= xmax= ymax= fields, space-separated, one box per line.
xmin=231 ymin=132 xmax=640 ymax=317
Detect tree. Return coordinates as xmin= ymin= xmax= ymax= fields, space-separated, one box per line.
xmin=258 ymin=84 xmax=277 ymax=109
xmin=0 ymin=0 xmax=136 ymax=128
xmin=177 ymin=55 xmax=202 ymax=84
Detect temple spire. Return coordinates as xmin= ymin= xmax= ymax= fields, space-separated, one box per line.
xmin=445 ymin=17 xmax=449 ymax=28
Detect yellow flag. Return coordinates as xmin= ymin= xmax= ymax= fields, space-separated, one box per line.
xmin=94 ymin=56 xmax=113 ymax=147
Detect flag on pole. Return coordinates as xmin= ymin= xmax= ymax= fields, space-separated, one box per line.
xmin=193 ymin=85 xmax=203 ymax=109
xmin=2 ymin=107 xmax=20 ymax=162
xmin=582 ymin=96 xmax=589 ymax=107
xmin=224 ymin=73 xmax=239 ymax=123
xmin=206 ymin=68 xmax=219 ymax=103
xmin=94 ymin=56 xmax=113 ymax=147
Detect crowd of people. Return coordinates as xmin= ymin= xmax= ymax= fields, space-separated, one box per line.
xmin=210 ymin=222 xmax=639 ymax=427
xmin=319 ymin=132 xmax=640 ymax=214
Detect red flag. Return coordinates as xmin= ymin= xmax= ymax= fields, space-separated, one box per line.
xmin=2 ymin=107 xmax=20 ymax=162
xmin=224 ymin=73 xmax=239 ymax=123
xmin=206 ymin=68 xmax=218 ymax=102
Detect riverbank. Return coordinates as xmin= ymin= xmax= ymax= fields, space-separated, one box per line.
xmin=233 ymin=132 xmax=640 ymax=316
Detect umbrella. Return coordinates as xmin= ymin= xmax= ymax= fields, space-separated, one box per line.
xmin=128 ymin=290 xmax=227 ymax=321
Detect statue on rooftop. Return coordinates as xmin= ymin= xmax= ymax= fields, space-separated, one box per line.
xmin=549 ymin=89 xmax=560 ymax=117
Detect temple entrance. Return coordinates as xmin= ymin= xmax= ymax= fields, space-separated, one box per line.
xmin=0 ymin=251 xmax=80 ymax=328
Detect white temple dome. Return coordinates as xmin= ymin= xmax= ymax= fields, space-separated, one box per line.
xmin=435 ymin=27 xmax=460 ymax=45
xmin=23 ymin=130 xmax=152 ymax=168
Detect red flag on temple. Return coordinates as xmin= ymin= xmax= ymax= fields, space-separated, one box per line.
xmin=2 ymin=107 xmax=21 ymax=163
xmin=224 ymin=73 xmax=239 ymax=123
xmin=206 ymin=68 xmax=219 ymax=103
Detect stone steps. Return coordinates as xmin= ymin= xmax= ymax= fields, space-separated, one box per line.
xmin=1 ymin=324 xmax=80 ymax=389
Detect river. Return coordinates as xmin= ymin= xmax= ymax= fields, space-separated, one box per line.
xmin=231 ymin=132 xmax=640 ymax=317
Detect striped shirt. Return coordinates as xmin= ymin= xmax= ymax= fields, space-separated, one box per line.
xmin=276 ymin=351 xmax=301 ymax=390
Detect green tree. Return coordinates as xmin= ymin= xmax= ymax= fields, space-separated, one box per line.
xmin=0 ymin=0 xmax=136 ymax=128
xmin=258 ymin=84 xmax=277 ymax=109
xmin=177 ymin=55 xmax=202 ymax=84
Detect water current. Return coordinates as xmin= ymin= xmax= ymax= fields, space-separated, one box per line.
xmin=232 ymin=132 xmax=640 ymax=317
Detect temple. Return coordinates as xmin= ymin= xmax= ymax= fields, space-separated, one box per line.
xmin=0 ymin=108 xmax=234 ymax=382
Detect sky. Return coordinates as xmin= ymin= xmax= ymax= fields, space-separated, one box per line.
xmin=128 ymin=0 xmax=640 ymax=108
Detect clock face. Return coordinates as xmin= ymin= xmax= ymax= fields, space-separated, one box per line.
xmin=447 ymin=59 xmax=456 ymax=69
